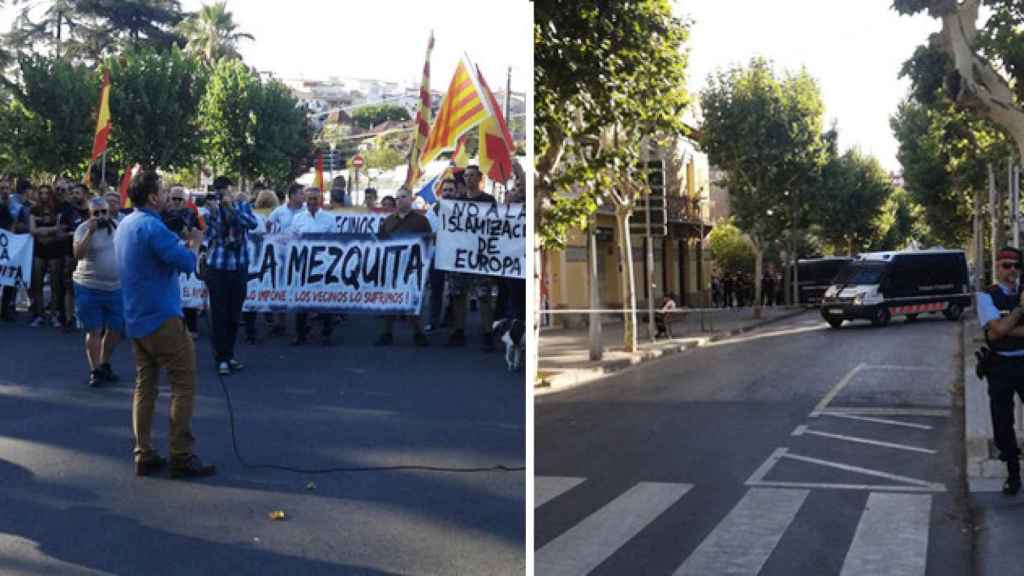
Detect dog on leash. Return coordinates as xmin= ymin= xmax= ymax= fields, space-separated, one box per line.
xmin=492 ymin=318 xmax=525 ymax=372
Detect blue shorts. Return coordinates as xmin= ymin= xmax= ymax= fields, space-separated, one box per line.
xmin=74 ymin=283 xmax=125 ymax=333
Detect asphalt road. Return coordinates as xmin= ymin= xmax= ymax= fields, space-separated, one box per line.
xmin=0 ymin=312 xmax=524 ymax=575
xmin=536 ymin=310 xmax=970 ymax=576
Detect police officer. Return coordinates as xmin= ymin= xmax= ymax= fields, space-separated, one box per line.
xmin=979 ymin=246 xmax=1024 ymax=495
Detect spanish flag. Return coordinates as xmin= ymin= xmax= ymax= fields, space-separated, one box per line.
xmin=403 ymin=31 xmax=434 ymax=190
xmin=91 ymin=69 xmax=112 ymax=161
xmin=476 ymin=66 xmax=515 ymax=183
xmin=118 ymin=164 xmax=138 ymax=209
xmin=312 ymin=151 xmax=325 ymax=192
xmin=419 ymin=56 xmax=492 ymax=169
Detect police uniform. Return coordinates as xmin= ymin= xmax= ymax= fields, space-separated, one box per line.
xmin=978 ymin=279 xmax=1024 ymax=493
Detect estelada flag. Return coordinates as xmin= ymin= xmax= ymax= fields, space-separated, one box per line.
xmin=476 ymin=66 xmax=516 ymax=183
xmin=312 ymin=152 xmax=325 ymax=192
xmin=419 ymin=55 xmax=492 ymax=169
xmin=91 ymin=69 xmax=112 ymax=161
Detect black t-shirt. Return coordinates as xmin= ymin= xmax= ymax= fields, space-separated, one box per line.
xmin=57 ymin=203 xmax=88 ymax=257
xmin=0 ymin=203 xmax=13 ymax=231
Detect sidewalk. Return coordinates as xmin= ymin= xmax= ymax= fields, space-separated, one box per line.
xmin=537 ymin=306 xmax=808 ymax=394
xmin=962 ymin=309 xmax=1024 ymax=576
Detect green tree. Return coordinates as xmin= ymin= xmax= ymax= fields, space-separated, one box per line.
xmin=106 ymin=46 xmax=206 ymax=171
xmin=350 ymin=103 xmax=411 ymax=131
xmin=700 ymin=57 xmax=827 ymax=307
xmin=177 ymin=1 xmax=253 ymax=66
xmin=9 ymin=53 xmax=96 ymax=178
xmin=535 ymin=0 xmax=690 ymax=353
xmin=249 ymin=79 xmax=313 ymax=191
xmin=707 ymin=220 xmax=755 ymax=276
xmin=815 ymin=148 xmax=893 ymax=255
xmin=199 ymin=58 xmax=259 ymax=183
xmin=4 ymin=0 xmax=185 ymax=65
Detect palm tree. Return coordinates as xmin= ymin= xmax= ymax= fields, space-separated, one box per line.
xmin=177 ymin=1 xmax=253 ymax=65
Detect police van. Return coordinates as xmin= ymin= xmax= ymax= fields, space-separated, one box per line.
xmin=819 ymin=249 xmax=971 ymax=328
xmin=797 ymin=257 xmax=853 ymax=306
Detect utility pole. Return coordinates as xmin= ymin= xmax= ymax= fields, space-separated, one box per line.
xmin=990 ymin=163 xmax=997 ymax=281
xmin=645 ymin=157 xmax=656 ymax=342
xmin=974 ymin=186 xmax=983 ymax=290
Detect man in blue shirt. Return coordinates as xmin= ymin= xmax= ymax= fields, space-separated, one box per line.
xmin=204 ymin=176 xmax=259 ymax=375
xmin=977 ymin=246 xmax=1024 ymax=495
xmin=114 ymin=170 xmax=215 ymax=479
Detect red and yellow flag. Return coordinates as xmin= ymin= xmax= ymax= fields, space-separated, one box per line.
xmin=452 ymin=133 xmax=470 ymax=168
xmin=476 ymin=66 xmax=516 ymax=183
xmin=419 ymin=56 xmax=491 ymax=169
xmin=118 ymin=164 xmax=137 ymax=209
xmin=312 ymin=152 xmax=325 ymax=192
xmin=91 ymin=69 xmax=112 ymax=161
xmin=404 ymin=32 xmax=434 ymax=190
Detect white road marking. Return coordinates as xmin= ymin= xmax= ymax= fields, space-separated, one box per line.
xmin=779 ymin=451 xmax=945 ymax=490
xmin=821 ymin=407 xmax=950 ymax=417
xmin=840 ymin=493 xmax=932 ymax=576
xmin=535 ymin=476 xmax=586 ymax=509
xmin=535 ymin=482 xmax=692 ymax=576
xmin=794 ymin=427 xmax=937 ymax=455
xmin=673 ymin=488 xmax=809 ymax=576
xmin=862 ymin=364 xmax=947 ymax=373
xmin=747 ymin=481 xmax=945 ymax=493
xmin=811 ymin=363 xmax=867 ymax=417
xmin=821 ymin=412 xmax=933 ymax=430
xmin=743 ymin=447 xmax=788 ymax=485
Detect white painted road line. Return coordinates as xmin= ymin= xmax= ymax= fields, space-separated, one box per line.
xmin=863 ymin=364 xmax=948 ymax=373
xmin=795 ymin=427 xmax=937 ymax=455
xmin=780 ymin=451 xmax=945 ymax=490
xmin=535 ymin=482 xmax=692 ymax=576
xmin=673 ymin=488 xmax=809 ymax=576
xmin=821 ymin=412 xmax=933 ymax=430
xmin=747 ymin=481 xmax=945 ymax=493
xmin=840 ymin=493 xmax=932 ymax=576
xmin=535 ymin=476 xmax=586 ymax=509
xmin=811 ymin=363 xmax=866 ymax=417
xmin=821 ymin=407 xmax=950 ymax=417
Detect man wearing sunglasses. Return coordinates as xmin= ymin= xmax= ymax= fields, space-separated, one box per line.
xmin=979 ymin=246 xmax=1024 ymax=495
xmin=73 ymin=196 xmax=123 ymax=386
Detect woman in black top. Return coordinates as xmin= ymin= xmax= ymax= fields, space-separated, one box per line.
xmin=29 ymin=185 xmax=64 ymax=327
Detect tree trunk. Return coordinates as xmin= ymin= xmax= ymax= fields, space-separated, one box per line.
xmin=615 ymin=206 xmax=638 ymax=353
xmin=752 ymin=243 xmax=763 ymax=319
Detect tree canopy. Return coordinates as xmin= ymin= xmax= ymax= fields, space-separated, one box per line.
xmin=535 ymin=0 xmax=691 ymax=248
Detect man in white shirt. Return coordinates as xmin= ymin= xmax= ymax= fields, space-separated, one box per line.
xmin=291 ymin=188 xmax=336 ymax=234
xmin=290 ymin=188 xmax=336 ymax=345
xmin=268 ymin=184 xmax=306 ymax=233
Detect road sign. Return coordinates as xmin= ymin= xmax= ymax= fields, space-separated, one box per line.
xmin=351 ymin=155 xmax=365 ymax=169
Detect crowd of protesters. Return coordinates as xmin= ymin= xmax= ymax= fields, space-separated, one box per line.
xmin=0 ymin=162 xmax=527 ymax=385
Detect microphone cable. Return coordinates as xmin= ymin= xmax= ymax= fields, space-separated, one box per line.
xmin=198 ymin=261 xmax=525 ymax=475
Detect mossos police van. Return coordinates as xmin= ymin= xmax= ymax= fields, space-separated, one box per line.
xmin=797 ymin=257 xmax=853 ymax=306
xmin=819 ymin=249 xmax=971 ymax=328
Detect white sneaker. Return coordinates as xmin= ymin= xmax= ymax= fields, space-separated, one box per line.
xmin=218 ymin=362 xmax=230 ymax=376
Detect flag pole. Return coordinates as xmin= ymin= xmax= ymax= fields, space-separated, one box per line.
xmin=100 ymin=151 xmax=107 ymax=191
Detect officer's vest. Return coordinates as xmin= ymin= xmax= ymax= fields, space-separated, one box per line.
xmin=986 ymin=284 xmax=1024 ymax=353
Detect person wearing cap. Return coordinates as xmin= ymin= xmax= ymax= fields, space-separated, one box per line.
xmin=204 ymin=176 xmax=259 ymax=376
xmin=375 ymin=186 xmax=431 ymax=347
xmin=978 ymin=246 xmax=1024 ymax=495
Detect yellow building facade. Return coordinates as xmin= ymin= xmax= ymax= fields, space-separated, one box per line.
xmin=542 ymin=137 xmax=714 ymax=327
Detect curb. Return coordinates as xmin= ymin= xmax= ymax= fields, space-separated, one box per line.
xmin=535 ymin=308 xmax=808 ymax=395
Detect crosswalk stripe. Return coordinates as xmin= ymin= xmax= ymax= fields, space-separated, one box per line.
xmin=535 ymin=482 xmax=692 ymax=576
xmin=840 ymin=493 xmax=931 ymax=576
xmin=535 ymin=476 xmax=586 ymax=509
xmin=673 ymin=488 xmax=808 ymax=576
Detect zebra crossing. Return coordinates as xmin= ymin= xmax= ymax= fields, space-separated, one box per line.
xmin=535 ymin=476 xmax=935 ymax=576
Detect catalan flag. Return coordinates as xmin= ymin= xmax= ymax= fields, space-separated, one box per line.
xmin=476 ymin=66 xmax=516 ymax=183
xmin=312 ymin=151 xmax=325 ymax=192
xmin=404 ymin=32 xmax=434 ymax=190
xmin=91 ymin=69 xmax=112 ymax=161
xmin=419 ymin=55 xmax=492 ymax=169
xmin=452 ymin=133 xmax=470 ymax=168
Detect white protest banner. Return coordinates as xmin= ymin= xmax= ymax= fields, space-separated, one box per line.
xmin=0 ymin=229 xmax=33 ymax=288
xmin=331 ymin=211 xmax=387 ymax=234
xmin=436 ymin=200 xmax=525 ymax=279
xmin=180 ymin=232 xmax=432 ymax=315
